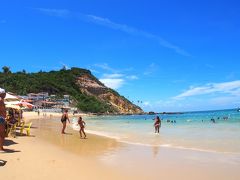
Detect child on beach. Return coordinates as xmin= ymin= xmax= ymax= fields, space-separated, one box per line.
xmin=77 ymin=116 xmax=86 ymax=139
xmin=154 ymin=116 xmax=161 ymax=133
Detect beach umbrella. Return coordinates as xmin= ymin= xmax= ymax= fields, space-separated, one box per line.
xmin=5 ymin=104 xmax=21 ymax=110
xmin=5 ymin=100 xmax=21 ymax=105
xmin=18 ymin=100 xmax=34 ymax=109
xmin=4 ymin=93 xmax=20 ymax=102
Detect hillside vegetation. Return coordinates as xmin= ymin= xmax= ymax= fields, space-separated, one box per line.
xmin=0 ymin=67 xmax=143 ymax=114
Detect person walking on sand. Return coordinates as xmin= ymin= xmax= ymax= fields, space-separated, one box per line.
xmin=61 ymin=109 xmax=70 ymax=134
xmin=78 ymin=116 xmax=86 ymax=139
xmin=0 ymin=88 xmax=6 ymax=151
xmin=154 ymin=116 xmax=161 ymax=133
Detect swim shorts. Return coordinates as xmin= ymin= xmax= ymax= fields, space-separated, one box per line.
xmin=0 ymin=117 xmax=5 ymax=124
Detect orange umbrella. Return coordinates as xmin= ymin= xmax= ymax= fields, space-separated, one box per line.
xmin=18 ymin=100 xmax=34 ymax=109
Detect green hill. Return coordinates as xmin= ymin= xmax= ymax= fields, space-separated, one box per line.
xmin=0 ymin=67 xmax=143 ymax=114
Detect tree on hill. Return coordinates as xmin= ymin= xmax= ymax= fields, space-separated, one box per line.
xmin=2 ymin=66 xmax=11 ymax=74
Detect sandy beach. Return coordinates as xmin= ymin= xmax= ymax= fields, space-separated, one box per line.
xmin=1 ymin=112 xmax=240 ymax=180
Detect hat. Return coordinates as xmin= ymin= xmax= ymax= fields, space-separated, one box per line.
xmin=0 ymin=88 xmax=5 ymax=94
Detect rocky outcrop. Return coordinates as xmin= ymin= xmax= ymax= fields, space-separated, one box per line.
xmin=76 ymin=74 xmax=143 ymax=114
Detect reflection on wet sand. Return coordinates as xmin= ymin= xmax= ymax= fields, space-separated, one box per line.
xmin=33 ymin=118 xmax=122 ymax=157
xmin=152 ymin=146 xmax=159 ymax=158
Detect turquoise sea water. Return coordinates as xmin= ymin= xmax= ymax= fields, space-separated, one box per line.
xmin=71 ymin=109 xmax=240 ymax=154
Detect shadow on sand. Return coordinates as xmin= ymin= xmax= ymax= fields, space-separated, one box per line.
xmin=15 ymin=132 xmax=36 ymax=137
xmin=2 ymin=139 xmax=21 ymax=153
xmin=0 ymin=160 xmax=7 ymax=166
xmin=3 ymin=139 xmax=18 ymax=146
xmin=0 ymin=148 xmax=21 ymax=153
xmin=62 ymin=132 xmax=73 ymax=135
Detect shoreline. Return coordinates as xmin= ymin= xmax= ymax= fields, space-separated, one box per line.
xmin=32 ymin=111 xmax=240 ymax=155
xmin=1 ymin=112 xmax=240 ymax=180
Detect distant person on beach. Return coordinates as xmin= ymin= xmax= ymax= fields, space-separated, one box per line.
xmin=0 ymin=88 xmax=6 ymax=151
xmin=210 ymin=118 xmax=216 ymax=123
xmin=61 ymin=110 xmax=70 ymax=134
xmin=223 ymin=116 xmax=228 ymax=120
xmin=77 ymin=116 xmax=86 ymax=139
xmin=154 ymin=116 xmax=161 ymax=133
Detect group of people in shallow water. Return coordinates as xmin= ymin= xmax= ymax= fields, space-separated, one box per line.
xmin=60 ymin=110 xmax=86 ymax=139
xmin=61 ymin=112 xmax=164 ymax=136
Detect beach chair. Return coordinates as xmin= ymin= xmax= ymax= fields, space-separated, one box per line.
xmin=16 ymin=116 xmax=22 ymax=126
xmin=20 ymin=122 xmax=32 ymax=136
xmin=6 ymin=123 xmax=17 ymax=138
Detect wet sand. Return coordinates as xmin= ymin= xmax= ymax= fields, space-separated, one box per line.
xmin=1 ymin=112 xmax=240 ymax=180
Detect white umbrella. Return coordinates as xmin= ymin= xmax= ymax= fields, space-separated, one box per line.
xmin=5 ymin=104 xmax=21 ymax=110
xmin=4 ymin=93 xmax=20 ymax=102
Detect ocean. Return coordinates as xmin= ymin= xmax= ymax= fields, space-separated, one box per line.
xmin=71 ymin=109 xmax=240 ymax=154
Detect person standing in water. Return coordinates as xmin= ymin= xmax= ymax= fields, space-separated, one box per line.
xmin=61 ymin=109 xmax=70 ymax=134
xmin=78 ymin=116 xmax=86 ymax=139
xmin=0 ymin=88 xmax=6 ymax=151
xmin=154 ymin=116 xmax=161 ymax=133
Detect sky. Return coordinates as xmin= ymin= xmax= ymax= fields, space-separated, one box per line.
xmin=0 ymin=0 xmax=240 ymax=112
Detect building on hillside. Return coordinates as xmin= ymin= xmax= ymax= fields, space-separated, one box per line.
xmin=27 ymin=92 xmax=49 ymax=101
xmin=24 ymin=92 xmax=72 ymax=109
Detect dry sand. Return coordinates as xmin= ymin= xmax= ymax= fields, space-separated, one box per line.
xmin=1 ymin=112 xmax=240 ymax=180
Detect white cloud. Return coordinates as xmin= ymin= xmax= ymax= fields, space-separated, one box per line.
xmin=35 ymin=8 xmax=190 ymax=56
xmin=90 ymin=64 xmax=138 ymax=90
xmin=99 ymin=78 xmax=124 ymax=89
xmin=102 ymin=73 xmax=124 ymax=79
xmin=142 ymin=81 xmax=240 ymax=112
xmin=126 ymin=75 xmax=138 ymax=80
xmin=143 ymin=101 xmax=150 ymax=106
xmin=210 ymin=96 xmax=239 ymax=106
xmin=85 ymin=14 xmax=190 ymax=56
xmin=34 ymin=8 xmax=70 ymax=17
xmin=99 ymin=73 xmax=138 ymax=89
xmin=174 ymin=80 xmax=240 ymax=99
xmin=93 ymin=63 xmax=116 ymax=72
xmin=88 ymin=69 xmax=99 ymax=74
xmin=144 ymin=63 xmax=158 ymax=75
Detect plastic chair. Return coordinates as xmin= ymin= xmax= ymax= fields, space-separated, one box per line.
xmin=6 ymin=123 xmax=17 ymax=138
xmin=20 ymin=122 xmax=32 ymax=136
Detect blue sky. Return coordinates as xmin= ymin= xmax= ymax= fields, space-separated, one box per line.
xmin=0 ymin=0 xmax=240 ymax=112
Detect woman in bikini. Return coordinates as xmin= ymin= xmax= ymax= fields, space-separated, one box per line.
xmin=154 ymin=116 xmax=161 ymax=133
